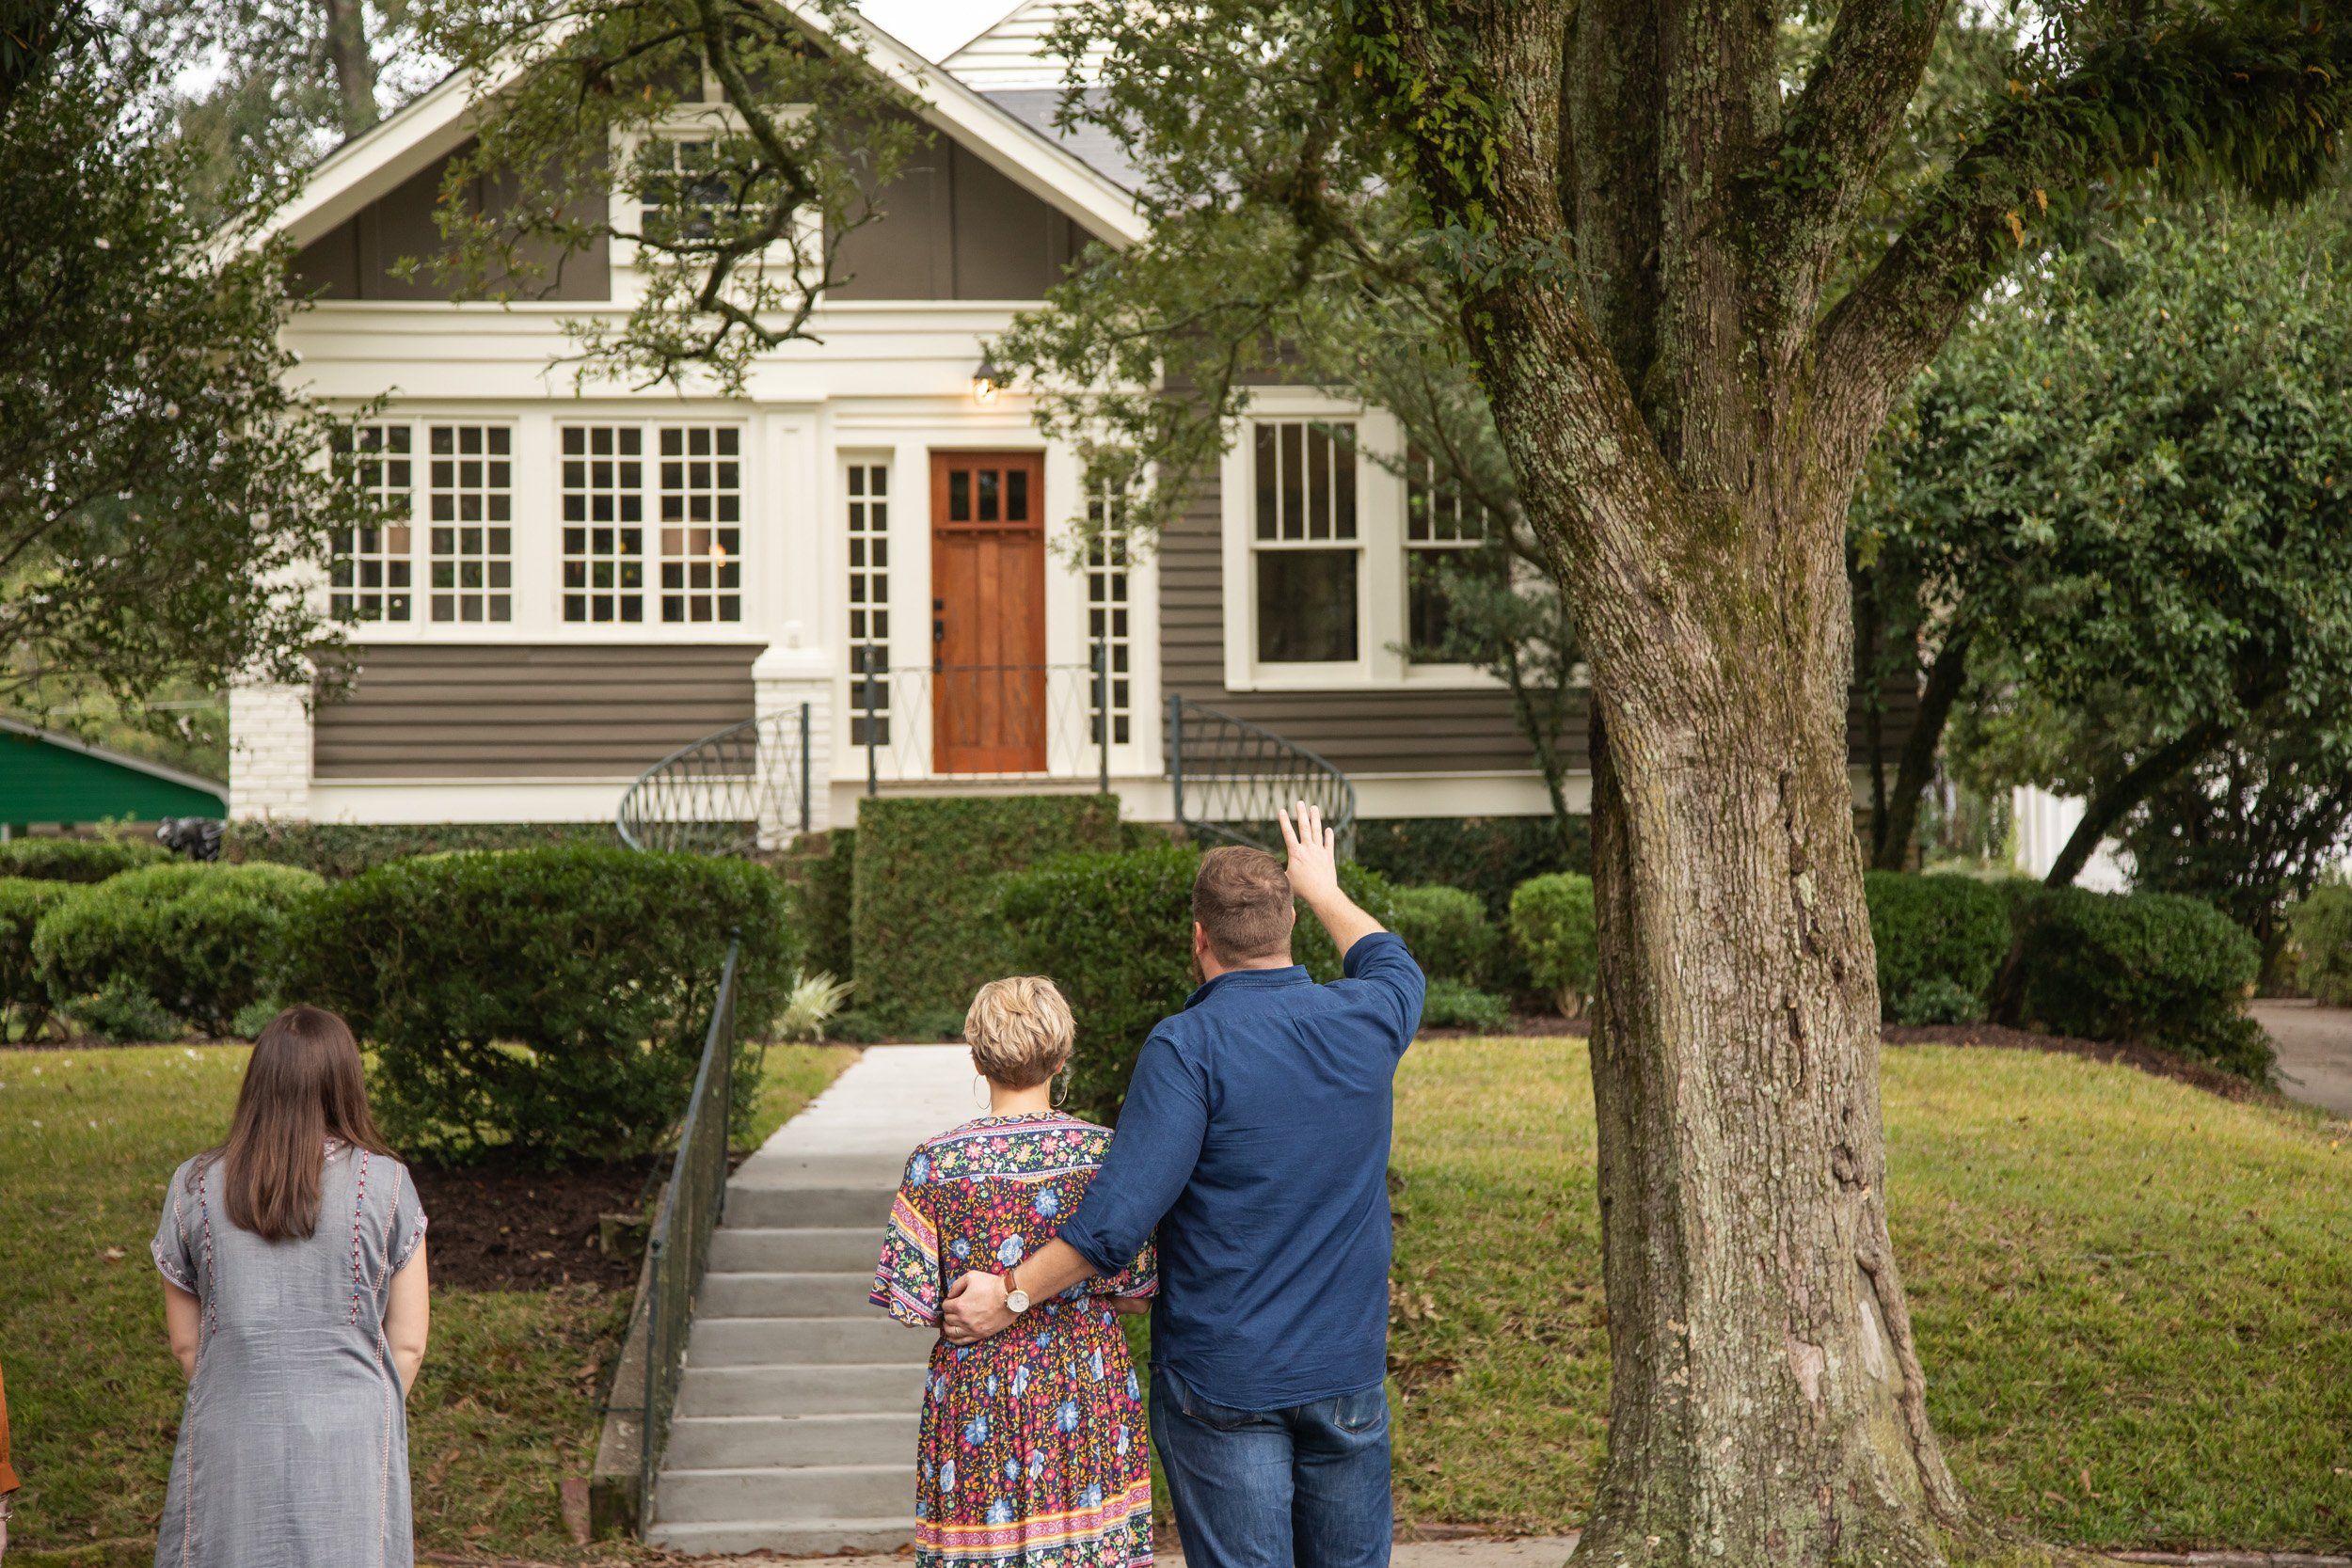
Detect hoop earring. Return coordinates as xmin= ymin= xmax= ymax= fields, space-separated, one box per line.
xmin=1051 ymin=1070 xmax=1069 ymax=1110
xmin=974 ymin=1075 xmax=991 ymax=1110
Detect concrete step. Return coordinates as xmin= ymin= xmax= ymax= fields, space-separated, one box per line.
xmin=675 ymin=1361 xmax=930 ymax=1418
xmin=654 ymin=1462 xmax=914 ymax=1524
xmin=724 ymin=1184 xmax=895 ymax=1228
xmin=687 ymin=1315 xmax=933 ymax=1368
xmin=699 ymin=1271 xmax=877 ymax=1320
xmin=664 ymin=1411 xmax=916 ymax=1469
xmin=646 ymin=1514 xmax=917 ymax=1556
xmin=711 ymin=1227 xmax=882 ymax=1275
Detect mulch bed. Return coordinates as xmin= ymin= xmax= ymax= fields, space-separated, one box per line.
xmin=410 ymin=1157 xmax=657 ymax=1292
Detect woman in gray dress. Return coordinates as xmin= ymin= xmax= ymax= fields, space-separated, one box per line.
xmin=151 ymin=1005 xmax=430 ymax=1568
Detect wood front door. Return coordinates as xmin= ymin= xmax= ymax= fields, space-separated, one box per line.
xmin=930 ymin=451 xmax=1047 ymax=773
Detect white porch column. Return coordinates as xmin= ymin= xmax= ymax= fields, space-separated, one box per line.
xmin=228 ymin=681 xmax=314 ymax=821
xmin=755 ymin=632 xmax=834 ymax=846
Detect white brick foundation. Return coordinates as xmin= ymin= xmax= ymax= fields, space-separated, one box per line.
xmin=228 ymin=681 xmax=314 ymax=821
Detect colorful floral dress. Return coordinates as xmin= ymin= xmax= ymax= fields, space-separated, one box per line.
xmin=871 ymin=1112 xmax=1155 ymax=1568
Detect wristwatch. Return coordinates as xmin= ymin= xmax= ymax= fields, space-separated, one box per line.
xmin=1004 ymin=1269 xmax=1031 ymax=1315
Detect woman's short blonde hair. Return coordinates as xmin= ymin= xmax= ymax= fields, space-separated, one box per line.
xmin=965 ymin=976 xmax=1074 ymax=1090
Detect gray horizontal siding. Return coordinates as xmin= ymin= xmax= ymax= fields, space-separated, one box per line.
xmin=313 ymin=644 xmax=755 ymax=779
xmin=1159 ymin=467 xmax=1916 ymax=779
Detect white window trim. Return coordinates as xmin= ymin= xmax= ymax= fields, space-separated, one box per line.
xmin=1219 ymin=392 xmax=1504 ymax=694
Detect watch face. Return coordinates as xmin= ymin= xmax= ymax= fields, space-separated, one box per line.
xmin=1007 ymin=1289 xmax=1030 ymax=1313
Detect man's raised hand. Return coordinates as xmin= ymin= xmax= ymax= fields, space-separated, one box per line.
xmin=1279 ymin=800 xmax=1341 ymax=906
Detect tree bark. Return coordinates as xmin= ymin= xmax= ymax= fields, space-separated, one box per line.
xmin=321 ymin=0 xmax=378 ymax=135
xmin=1871 ymin=630 xmax=1972 ymax=872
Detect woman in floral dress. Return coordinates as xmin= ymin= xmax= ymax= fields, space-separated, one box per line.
xmin=872 ymin=977 xmax=1156 ymax=1568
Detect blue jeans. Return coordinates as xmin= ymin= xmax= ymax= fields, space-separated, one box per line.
xmin=1149 ymin=1365 xmax=1392 ymax=1568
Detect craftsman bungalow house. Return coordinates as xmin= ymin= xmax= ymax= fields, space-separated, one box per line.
xmin=230 ymin=0 xmax=1903 ymax=838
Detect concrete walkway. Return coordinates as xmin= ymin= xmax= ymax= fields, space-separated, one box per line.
xmin=2249 ymin=1000 xmax=2352 ymax=1118
xmin=646 ymin=1044 xmax=975 ymax=1556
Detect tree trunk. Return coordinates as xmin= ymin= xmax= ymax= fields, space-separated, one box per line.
xmin=2042 ymin=716 xmax=2232 ymax=887
xmin=1578 ymin=556 xmax=1963 ymax=1568
xmin=320 ymin=0 xmax=379 ymax=135
xmin=1871 ymin=630 xmax=1972 ymax=872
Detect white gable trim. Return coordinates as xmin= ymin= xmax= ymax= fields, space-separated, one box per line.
xmin=243 ymin=3 xmax=1145 ymax=256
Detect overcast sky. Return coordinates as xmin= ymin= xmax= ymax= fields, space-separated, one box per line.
xmin=855 ymin=0 xmax=1020 ymax=59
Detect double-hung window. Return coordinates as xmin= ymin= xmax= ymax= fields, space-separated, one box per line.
xmin=560 ymin=422 xmax=743 ymax=626
xmin=329 ymin=420 xmax=516 ymax=626
xmin=1404 ymin=445 xmax=1502 ymax=661
xmin=1249 ymin=420 xmax=1360 ymax=664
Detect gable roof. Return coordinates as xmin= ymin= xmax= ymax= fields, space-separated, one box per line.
xmin=246 ymin=2 xmax=1146 ymax=258
xmin=943 ymin=0 xmax=1100 ymax=88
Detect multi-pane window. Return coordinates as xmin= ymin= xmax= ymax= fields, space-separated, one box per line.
xmin=656 ymin=426 xmax=741 ymax=624
xmin=560 ymin=425 xmax=645 ymax=623
xmin=1251 ymin=420 xmax=1359 ymax=663
xmin=1405 ymin=445 xmax=1501 ymax=659
xmin=328 ymin=424 xmax=414 ymax=623
xmin=845 ymin=461 xmax=891 ymax=746
xmin=426 ymin=425 xmax=513 ymax=624
xmin=1086 ymin=480 xmax=1133 ymax=745
xmin=640 ymin=138 xmax=733 ymax=243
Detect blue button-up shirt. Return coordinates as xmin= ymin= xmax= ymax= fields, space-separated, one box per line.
xmin=1058 ymin=931 xmax=1424 ymax=1409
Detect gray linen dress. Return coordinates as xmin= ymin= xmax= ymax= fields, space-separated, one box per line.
xmin=150 ymin=1141 xmax=428 ymax=1568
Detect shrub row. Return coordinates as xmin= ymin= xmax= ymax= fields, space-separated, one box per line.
xmin=2287 ymin=886 xmax=2352 ymax=1006
xmin=999 ymin=847 xmax=1401 ymax=1120
xmin=0 ymin=836 xmax=172 ymax=882
xmin=224 ymin=819 xmax=621 ymax=879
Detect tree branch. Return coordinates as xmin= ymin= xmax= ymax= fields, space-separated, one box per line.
xmin=2043 ymin=713 xmax=2233 ymax=887
xmin=1811 ymin=10 xmax=2352 ymax=470
xmin=1871 ymin=626 xmax=1970 ymax=871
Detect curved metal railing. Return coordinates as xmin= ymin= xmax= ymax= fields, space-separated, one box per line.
xmin=1167 ymin=695 xmax=1357 ymax=857
xmin=616 ymin=703 xmax=812 ymax=856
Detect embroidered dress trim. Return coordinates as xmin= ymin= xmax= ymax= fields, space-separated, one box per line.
xmin=916 ymin=1481 xmax=1152 ymax=1560
xmin=347 ymin=1150 xmax=373 ymax=1324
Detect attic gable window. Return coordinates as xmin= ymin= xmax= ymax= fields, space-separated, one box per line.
xmin=640 ymin=137 xmax=737 ymax=243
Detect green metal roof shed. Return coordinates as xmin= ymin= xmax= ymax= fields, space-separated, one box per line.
xmin=0 ymin=719 xmax=228 ymax=828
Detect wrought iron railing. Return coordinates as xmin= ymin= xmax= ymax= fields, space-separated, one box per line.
xmin=853 ymin=652 xmax=1124 ymax=793
xmin=616 ymin=704 xmax=812 ymax=855
xmin=637 ymin=937 xmax=741 ymax=1536
xmin=1167 ymin=694 xmax=1357 ymax=856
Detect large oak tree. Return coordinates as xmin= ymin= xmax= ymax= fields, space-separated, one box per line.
xmin=422 ymin=1 xmax=2351 ymax=1563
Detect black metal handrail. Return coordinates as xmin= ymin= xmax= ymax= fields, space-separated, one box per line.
xmin=637 ymin=936 xmax=741 ymax=1536
xmin=1166 ymin=695 xmax=1357 ymax=856
xmin=616 ymin=704 xmax=812 ymax=855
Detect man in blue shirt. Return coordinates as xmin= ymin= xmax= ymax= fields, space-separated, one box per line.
xmin=943 ymin=800 xmax=1425 ymax=1568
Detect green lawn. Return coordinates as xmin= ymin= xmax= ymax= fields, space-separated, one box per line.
xmin=0 ymin=1042 xmax=853 ymax=1568
xmin=7 ymin=1037 xmax=2347 ymax=1561
xmin=1388 ymin=1038 xmax=2352 ymax=1550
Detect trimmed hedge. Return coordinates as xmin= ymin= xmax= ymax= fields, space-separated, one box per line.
xmin=225 ymin=819 xmax=620 ymax=879
xmin=31 ymin=863 xmax=325 ymax=1036
xmin=279 ymin=846 xmax=800 ymax=1164
xmin=1863 ymin=871 xmax=2011 ymax=1025
xmin=999 ymin=847 xmax=1401 ymax=1120
xmin=2015 ymin=887 xmax=2270 ymax=1077
xmin=1387 ymin=884 xmax=1501 ymax=987
xmin=782 ymin=829 xmax=856 ymax=985
xmin=1509 ymin=873 xmax=1597 ymax=1016
xmin=1420 ymin=978 xmax=1511 ymax=1031
xmin=851 ymin=795 xmax=1122 ymax=1022
xmin=2287 ymin=886 xmax=2352 ymax=1006
xmin=0 ymin=837 xmax=171 ymax=882
xmin=0 ymin=878 xmax=72 ymax=1038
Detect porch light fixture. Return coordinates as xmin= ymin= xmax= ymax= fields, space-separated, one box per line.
xmin=971 ymin=354 xmax=1003 ymax=404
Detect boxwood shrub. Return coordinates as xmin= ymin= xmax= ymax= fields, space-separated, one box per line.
xmin=2015 ymin=886 xmax=2270 ymax=1077
xmin=31 ymin=863 xmax=326 ymax=1036
xmin=0 ymin=878 xmax=73 ymax=1038
xmin=1862 ymin=871 xmax=2011 ymax=1025
xmin=277 ymin=846 xmax=800 ymax=1164
xmin=2287 ymin=885 xmax=2352 ymax=1006
xmin=781 ymin=829 xmax=856 ymax=985
xmin=851 ymin=795 xmax=1121 ymax=1022
xmin=1386 ymin=884 xmax=1501 ymax=987
xmin=1509 ymin=873 xmax=1597 ymax=1016
xmin=224 ymin=819 xmax=621 ymax=879
xmin=999 ymin=846 xmax=1401 ymax=1120
xmin=0 ymin=836 xmax=171 ymax=882
xmin=1351 ymin=816 xmax=1587 ymax=919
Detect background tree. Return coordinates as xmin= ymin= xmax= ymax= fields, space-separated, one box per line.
xmin=1858 ymin=193 xmax=2352 ymax=882
xmin=0 ymin=16 xmax=371 ymax=732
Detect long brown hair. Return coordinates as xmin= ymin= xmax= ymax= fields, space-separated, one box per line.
xmin=211 ymin=1006 xmax=393 ymax=1242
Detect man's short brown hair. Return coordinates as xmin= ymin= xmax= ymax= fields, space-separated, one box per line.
xmin=1193 ymin=845 xmax=1295 ymax=962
